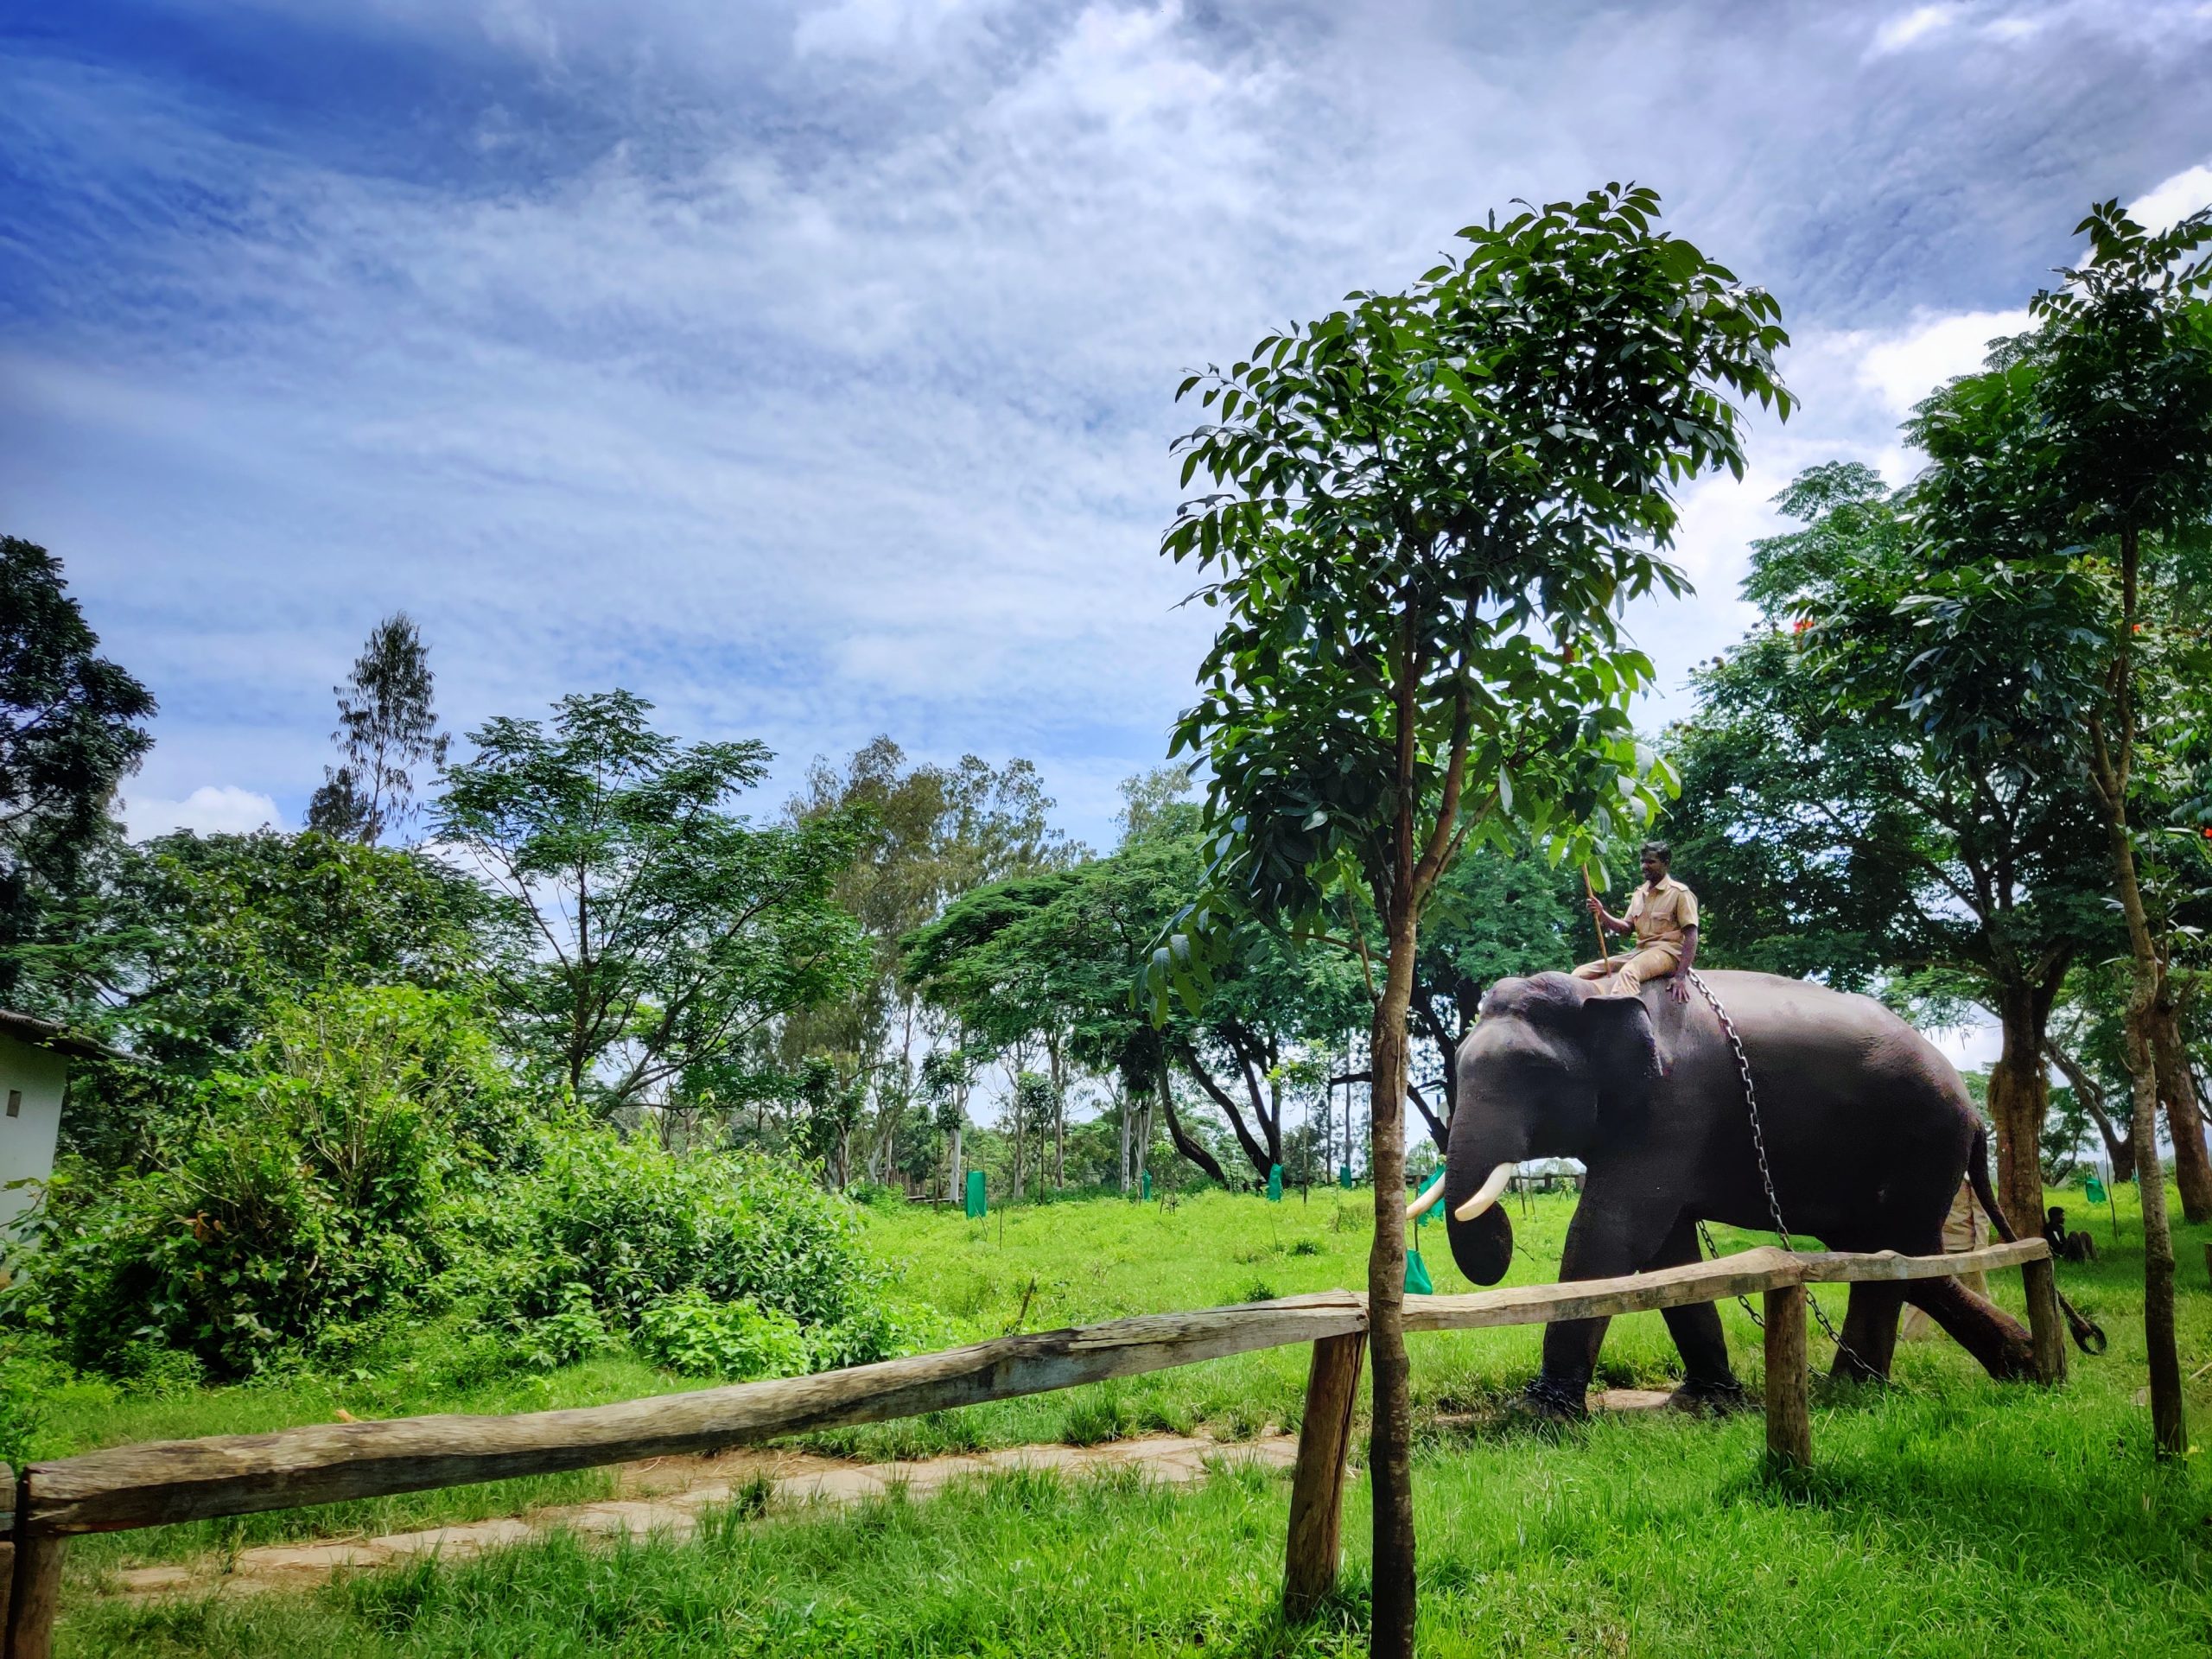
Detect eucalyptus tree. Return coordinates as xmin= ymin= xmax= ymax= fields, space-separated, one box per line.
xmin=783 ymin=740 xmax=1075 ymax=1184
xmin=1147 ymin=185 xmax=1789 ymax=1650
xmin=434 ymin=691 xmax=870 ymax=1112
xmin=1892 ymin=201 xmax=2212 ymax=1459
xmin=1667 ymin=461 xmax=2113 ymax=1229
xmin=305 ymin=613 xmax=448 ymax=844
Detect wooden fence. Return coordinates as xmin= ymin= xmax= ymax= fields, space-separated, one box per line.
xmin=1 ymin=1238 xmax=2056 ymax=1658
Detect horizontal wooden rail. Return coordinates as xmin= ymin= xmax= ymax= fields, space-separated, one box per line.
xmin=22 ymin=1295 xmax=1367 ymax=1536
xmin=5 ymin=1240 xmax=2055 ymax=1659
xmin=16 ymin=1241 xmax=2044 ymax=1539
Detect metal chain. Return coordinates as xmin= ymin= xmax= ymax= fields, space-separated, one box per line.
xmin=1685 ymin=970 xmax=1866 ymax=1370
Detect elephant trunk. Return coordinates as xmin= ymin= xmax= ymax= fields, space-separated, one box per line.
xmin=1445 ymin=1103 xmax=1529 ymax=1287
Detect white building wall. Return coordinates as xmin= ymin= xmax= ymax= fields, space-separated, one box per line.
xmin=1 ymin=1033 xmax=69 ymax=1237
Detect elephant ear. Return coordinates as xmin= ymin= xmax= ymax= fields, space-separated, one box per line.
xmin=1579 ymin=993 xmax=1664 ymax=1102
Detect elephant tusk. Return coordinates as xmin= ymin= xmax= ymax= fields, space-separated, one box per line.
xmin=1452 ymin=1161 xmax=1517 ymax=1224
xmin=1406 ymin=1173 xmax=1448 ymax=1221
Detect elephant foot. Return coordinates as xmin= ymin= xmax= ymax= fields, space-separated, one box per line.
xmin=1514 ymin=1376 xmax=1590 ymax=1423
xmin=1667 ymin=1377 xmax=1751 ymax=1417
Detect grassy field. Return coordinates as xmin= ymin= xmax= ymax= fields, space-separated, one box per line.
xmin=39 ymin=1181 xmax=2212 ymax=1656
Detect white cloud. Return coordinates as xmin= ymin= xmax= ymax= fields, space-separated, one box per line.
xmin=122 ymin=785 xmax=282 ymax=841
xmin=1870 ymin=4 xmax=1961 ymax=55
xmin=1853 ymin=308 xmax=2033 ymax=416
xmin=2129 ymin=160 xmax=2212 ymax=232
xmin=792 ymin=0 xmax=1007 ymax=59
xmin=10 ymin=3 xmax=2212 ymax=847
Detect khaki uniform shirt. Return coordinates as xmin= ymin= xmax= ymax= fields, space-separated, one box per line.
xmin=1624 ymin=876 xmax=1699 ymax=959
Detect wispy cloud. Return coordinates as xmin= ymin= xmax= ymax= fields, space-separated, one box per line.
xmin=4 ymin=3 xmax=2211 ymax=842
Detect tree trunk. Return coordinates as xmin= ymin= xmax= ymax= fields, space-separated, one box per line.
xmin=947 ymin=1121 xmax=963 ymax=1204
xmin=2150 ymin=991 xmax=2212 ymax=1224
xmin=1156 ymin=1052 xmax=1229 ymax=1185
xmin=2087 ymin=532 xmax=2185 ymax=1459
xmin=1176 ymin=1041 xmax=1274 ymax=1183
xmin=1367 ymin=894 xmax=1419 ymax=1658
xmin=1986 ymin=976 xmax=2056 ymax=1235
xmin=1117 ymin=1078 xmax=1132 ymax=1193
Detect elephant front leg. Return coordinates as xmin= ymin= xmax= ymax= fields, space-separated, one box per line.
xmin=1525 ymin=1188 xmax=1676 ymax=1420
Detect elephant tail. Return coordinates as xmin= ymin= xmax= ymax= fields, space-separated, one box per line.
xmin=1966 ymin=1125 xmax=2018 ymax=1243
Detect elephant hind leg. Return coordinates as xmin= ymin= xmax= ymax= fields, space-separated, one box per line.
xmin=1899 ymin=1275 xmax=2034 ymax=1382
xmin=1648 ymin=1215 xmax=1745 ymax=1408
xmin=1829 ymin=1282 xmax=1904 ymax=1383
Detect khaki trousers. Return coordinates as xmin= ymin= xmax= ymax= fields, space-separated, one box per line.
xmin=1573 ymin=945 xmax=1680 ymax=997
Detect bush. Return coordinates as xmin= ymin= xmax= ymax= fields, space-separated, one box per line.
xmin=4 ymin=988 xmax=922 ymax=1388
xmin=3 ymin=987 xmax=512 ymax=1378
xmin=468 ymin=1134 xmax=912 ymax=1374
xmin=635 ymin=1289 xmax=811 ymax=1378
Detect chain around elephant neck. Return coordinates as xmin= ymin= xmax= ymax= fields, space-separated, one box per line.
xmin=1686 ymin=969 xmax=1856 ymax=1360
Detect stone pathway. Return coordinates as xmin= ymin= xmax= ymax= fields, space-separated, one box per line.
xmin=109 ymin=1433 xmax=1302 ymax=1601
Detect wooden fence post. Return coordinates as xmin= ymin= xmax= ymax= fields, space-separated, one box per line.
xmin=1283 ymin=1331 xmax=1364 ymax=1620
xmin=1763 ymin=1281 xmax=1810 ymax=1471
xmin=4 ymin=1522 xmax=65 ymax=1659
xmin=2021 ymin=1258 xmax=2065 ymax=1386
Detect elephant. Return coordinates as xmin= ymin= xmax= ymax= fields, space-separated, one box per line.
xmin=1418 ymin=968 xmax=2037 ymax=1416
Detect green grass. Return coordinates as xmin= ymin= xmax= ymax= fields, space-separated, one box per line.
xmin=39 ymin=1183 xmax=2212 ymax=1655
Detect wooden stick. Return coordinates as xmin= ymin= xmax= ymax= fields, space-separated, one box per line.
xmin=13 ymin=1242 xmax=2054 ymax=1541
xmin=2021 ymin=1256 xmax=2067 ymax=1385
xmin=1582 ymin=864 xmax=1613 ymax=973
xmin=1405 ymin=1246 xmax=1802 ymax=1332
xmin=1791 ymin=1239 xmax=2047 ymax=1282
xmin=1763 ymin=1281 xmax=1811 ymax=1470
xmin=3 ymin=1529 xmax=64 ymax=1659
xmin=1283 ymin=1332 xmax=1364 ymax=1620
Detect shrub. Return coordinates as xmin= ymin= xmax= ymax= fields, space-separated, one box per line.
xmin=3 ymin=986 xmax=512 ymax=1378
xmin=635 ymin=1288 xmax=811 ymax=1379
xmin=471 ymin=1134 xmax=912 ymax=1373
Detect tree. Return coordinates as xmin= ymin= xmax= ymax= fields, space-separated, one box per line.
xmin=1402 ymin=842 xmax=1586 ymax=1149
xmin=1896 ymin=200 xmax=2212 ymax=1459
xmin=781 ymin=740 xmax=1074 ymax=1188
xmin=54 ymin=827 xmax=504 ymax=1170
xmin=1149 ymin=186 xmax=1789 ymax=1651
xmin=901 ymin=804 xmax=1365 ymax=1191
xmin=1667 ymin=461 xmax=2114 ymax=1229
xmin=0 ymin=535 xmax=156 ymax=1009
xmin=304 ymin=613 xmax=449 ymax=844
xmin=434 ymin=691 xmax=871 ymax=1111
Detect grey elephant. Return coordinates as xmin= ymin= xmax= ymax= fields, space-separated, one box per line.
xmin=1415 ymin=969 xmax=2037 ymax=1415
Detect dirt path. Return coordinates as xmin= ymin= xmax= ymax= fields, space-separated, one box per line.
xmin=109 ymin=1431 xmax=1303 ymax=1601
xmin=106 ymin=1389 xmax=1673 ymax=1601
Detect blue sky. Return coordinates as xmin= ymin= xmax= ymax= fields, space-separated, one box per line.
xmin=6 ymin=0 xmax=2212 ymax=860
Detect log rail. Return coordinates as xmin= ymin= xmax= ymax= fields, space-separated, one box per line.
xmin=3 ymin=1239 xmax=2052 ymax=1657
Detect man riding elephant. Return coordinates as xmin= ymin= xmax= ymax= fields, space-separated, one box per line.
xmin=1410 ymin=965 xmax=2044 ymax=1417
xmin=1577 ymin=840 xmax=1699 ymax=1001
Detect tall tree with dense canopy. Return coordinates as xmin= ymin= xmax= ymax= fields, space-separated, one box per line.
xmin=1894 ymin=201 xmax=2212 ymax=1459
xmin=305 ymin=613 xmax=449 ymax=844
xmin=1148 ymin=186 xmax=1790 ymax=1653
xmin=434 ymin=691 xmax=870 ymax=1111
xmin=0 ymin=535 xmax=155 ymax=1008
xmin=1667 ymin=461 xmax=2113 ymax=1230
